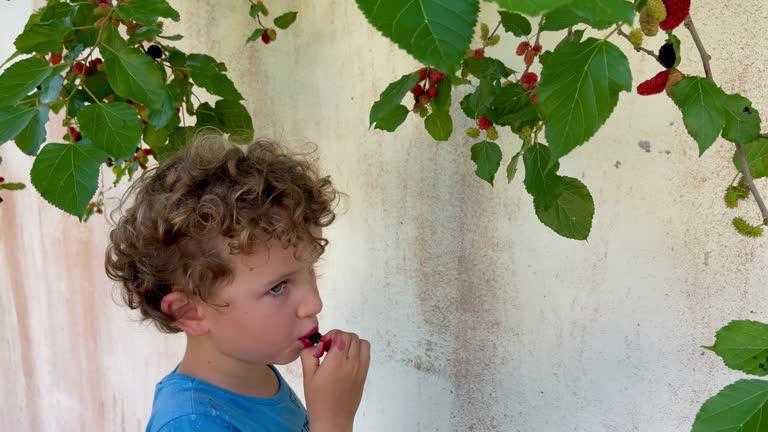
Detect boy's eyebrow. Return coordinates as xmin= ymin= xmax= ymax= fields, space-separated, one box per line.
xmin=261 ymin=259 xmax=319 ymax=288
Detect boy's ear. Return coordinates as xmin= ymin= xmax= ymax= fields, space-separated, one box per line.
xmin=161 ymin=289 xmax=209 ymax=336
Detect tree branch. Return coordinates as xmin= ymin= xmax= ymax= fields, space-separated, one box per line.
xmin=683 ymin=16 xmax=712 ymax=80
xmin=615 ymin=26 xmax=659 ymax=62
xmin=685 ymin=15 xmax=768 ymax=223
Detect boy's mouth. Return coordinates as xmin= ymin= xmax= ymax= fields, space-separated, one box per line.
xmin=298 ymin=325 xmax=320 ymax=348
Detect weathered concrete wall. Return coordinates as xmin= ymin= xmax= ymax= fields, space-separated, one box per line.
xmin=2 ymin=1 xmax=768 ymax=431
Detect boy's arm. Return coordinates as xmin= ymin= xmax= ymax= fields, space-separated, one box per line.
xmin=155 ymin=414 xmax=243 ymax=432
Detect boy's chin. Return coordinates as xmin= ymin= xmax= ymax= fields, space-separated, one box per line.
xmin=270 ymin=348 xmax=302 ymax=365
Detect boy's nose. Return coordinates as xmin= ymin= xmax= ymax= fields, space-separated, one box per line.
xmin=297 ymin=284 xmax=323 ymax=318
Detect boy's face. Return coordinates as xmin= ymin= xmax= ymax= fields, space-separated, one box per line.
xmin=201 ymin=235 xmax=324 ymax=366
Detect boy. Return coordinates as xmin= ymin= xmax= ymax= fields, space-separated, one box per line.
xmin=105 ymin=133 xmax=370 ymax=432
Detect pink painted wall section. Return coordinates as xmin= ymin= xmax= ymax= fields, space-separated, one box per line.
xmin=3 ymin=1 xmax=768 ymax=431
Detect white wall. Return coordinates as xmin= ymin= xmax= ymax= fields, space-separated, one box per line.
xmin=2 ymin=1 xmax=767 ymax=431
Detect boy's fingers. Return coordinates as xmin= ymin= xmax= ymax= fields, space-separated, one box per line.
xmin=347 ymin=333 xmax=360 ymax=360
xmin=359 ymin=339 xmax=371 ymax=383
xmin=299 ymin=344 xmax=323 ymax=379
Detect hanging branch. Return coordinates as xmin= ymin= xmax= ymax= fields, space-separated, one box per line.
xmin=684 ymin=15 xmax=768 ymax=223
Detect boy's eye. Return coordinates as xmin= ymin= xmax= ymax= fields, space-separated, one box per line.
xmin=269 ymin=282 xmax=286 ymax=296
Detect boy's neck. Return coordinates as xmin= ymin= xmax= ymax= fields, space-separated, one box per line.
xmin=175 ymin=335 xmax=280 ymax=398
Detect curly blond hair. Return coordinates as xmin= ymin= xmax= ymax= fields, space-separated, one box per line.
xmin=105 ymin=132 xmax=340 ymax=333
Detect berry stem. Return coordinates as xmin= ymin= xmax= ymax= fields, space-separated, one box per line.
xmin=684 ymin=14 xmax=768 ymax=223
xmin=487 ymin=20 xmax=502 ymax=41
xmin=602 ymin=26 xmax=619 ymax=40
xmin=521 ymin=17 xmax=545 ymax=76
xmin=615 ymin=26 xmax=660 ymax=62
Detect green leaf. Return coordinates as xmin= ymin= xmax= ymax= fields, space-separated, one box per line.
xmin=143 ymin=123 xmax=170 ymax=149
xmin=0 ymin=106 xmax=37 ymax=145
xmin=538 ymin=38 xmax=631 ymax=163
xmin=533 ymin=176 xmax=594 ymax=240
xmin=72 ymin=3 xmax=99 ymax=47
xmin=77 ymin=103 xmax=142 ymax=160
xmin=430 ymin=74 xmax=452 ymax=112
xmin=463 ymin=57 xmax=514 ymax=81
xmin=66 ymin=89 xmax=89 ymax=118
xmin=30 ymin=140 xmax=107 ymax=219
xmin=194 ymin=100 xmax=253 ymax=143
xmin=146 ymin=89 xmax=175 ymax=129
xmin=488 ymin=83 xmax=529 ymax=122
xmin=506 ymin=152 xmax=522 ymax=183
xmin=186 ymin=54 xmax=243 ymax=101
xmin=83 ymin=71 xmax=113 ymax=101
xmin=691 ymin=379 xmax=768 ymax=432
xmin=541 ymin=7 xmax=614 ymax=31
xmin=734 ymin=138 xmax=768 ymax=180
xmin=157 ymin=34 xmax=183 ymax=41
xmin=0 ymin=182 xmax=26 ymax=191
xmin=568 ymin=0 xmax=634 ymax=26
xmin=14 ymin=17 xmax=72 ymax=54
xmin=355 ymin=0 xmax=478 ymax=74
xmin=498 ymin=11 xmax=531 ymax=36
xmin=0 ymin=57 xmax=54 ymax=106
xmin=707 ymin=320 xmax=768 ymax=376
xmin=424 ymin=109 xmax=453 ymax=141
xmin=634 ymin=0 xmax=648 ymax=12
xmin=460 ymin=79 xmax=495 ymax=119
xmin=101 ymin=28 xmax=168 ymax=110
xmin=497 ymin=104 xmax=539 ymax=133
xmin=670 ymin=77 xmax=728 ymax=155
xmin=471 ymin=141 xmax=502 ymax=185
xmin=452 ymin=75 xmax=472 ymax=86
xmin=247 ymin=28 xmax=265 ymax=44
xmin=370 ymin=72 xmax=420 ymax=128
xmin=250 ymin=3 xmax=268 ymax=17
xmin=41 ymin=3 xmax=75 ymax=21
xmin=127 ymin=25 xmax=163 ymax=44
xmin=211 ymin=99 xmax=254 ymax=143
xmin=14 ymin=106 xmax=49 ymax=155
xmin=155 ymin=126 xmax=196 ymax=161
xmin=274 ymin=11 xmax=298 ymax=29
xmin=488 ymin=0 xmax=573 ymax=16
xmin=40 ymin=73 xmax=64 ymax=104
xmin=114 ymin=0 xmax=180 ymax=25
xmin=523 ymin=143 xmax=561 ymax=197
xmin=374 ymin=105 xmax=409 ymax=132
xmin=722 ymin=94 xmax=760 ymax=146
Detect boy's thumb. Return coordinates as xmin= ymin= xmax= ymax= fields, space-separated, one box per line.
xmin=299 ymin=344 xmax=323 ymax=379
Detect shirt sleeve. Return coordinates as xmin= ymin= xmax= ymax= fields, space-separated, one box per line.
xmin=157 ymin=414 xmax=242 ymax=432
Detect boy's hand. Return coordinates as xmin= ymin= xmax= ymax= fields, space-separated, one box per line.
xmin=299 ymin=329 xmax=370 ymax=432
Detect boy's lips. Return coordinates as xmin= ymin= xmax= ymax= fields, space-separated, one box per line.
xmin=300 ymin=325 xmax=319 ymax=340
xmin=298 ymin=325 xmax=320 ymax=347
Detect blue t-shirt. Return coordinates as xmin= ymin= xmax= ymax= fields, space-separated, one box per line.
xmin=146 ymin=365 xmax=309 ymax=432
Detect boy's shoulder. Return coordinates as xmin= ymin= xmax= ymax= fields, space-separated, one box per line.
xmin=146 ymin=365 xmax=310 ymax=432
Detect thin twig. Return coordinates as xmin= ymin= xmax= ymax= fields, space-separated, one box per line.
xmin=522 ymin=17 xmax=545 ymax=76
xmin=685 ymin=15 xmax=768 ymax=223
xmin=488 ymin=20 xmax=502 ymax=40
xmin=615 ymin=26 xmax=660 ymax=62
xmin=534 ymin=16 xmax=544 ymax=47
xmin=683 ymin=16 xmax=712 ymax=79
xmin=736 ymin=143 xmax=768 ymax=223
